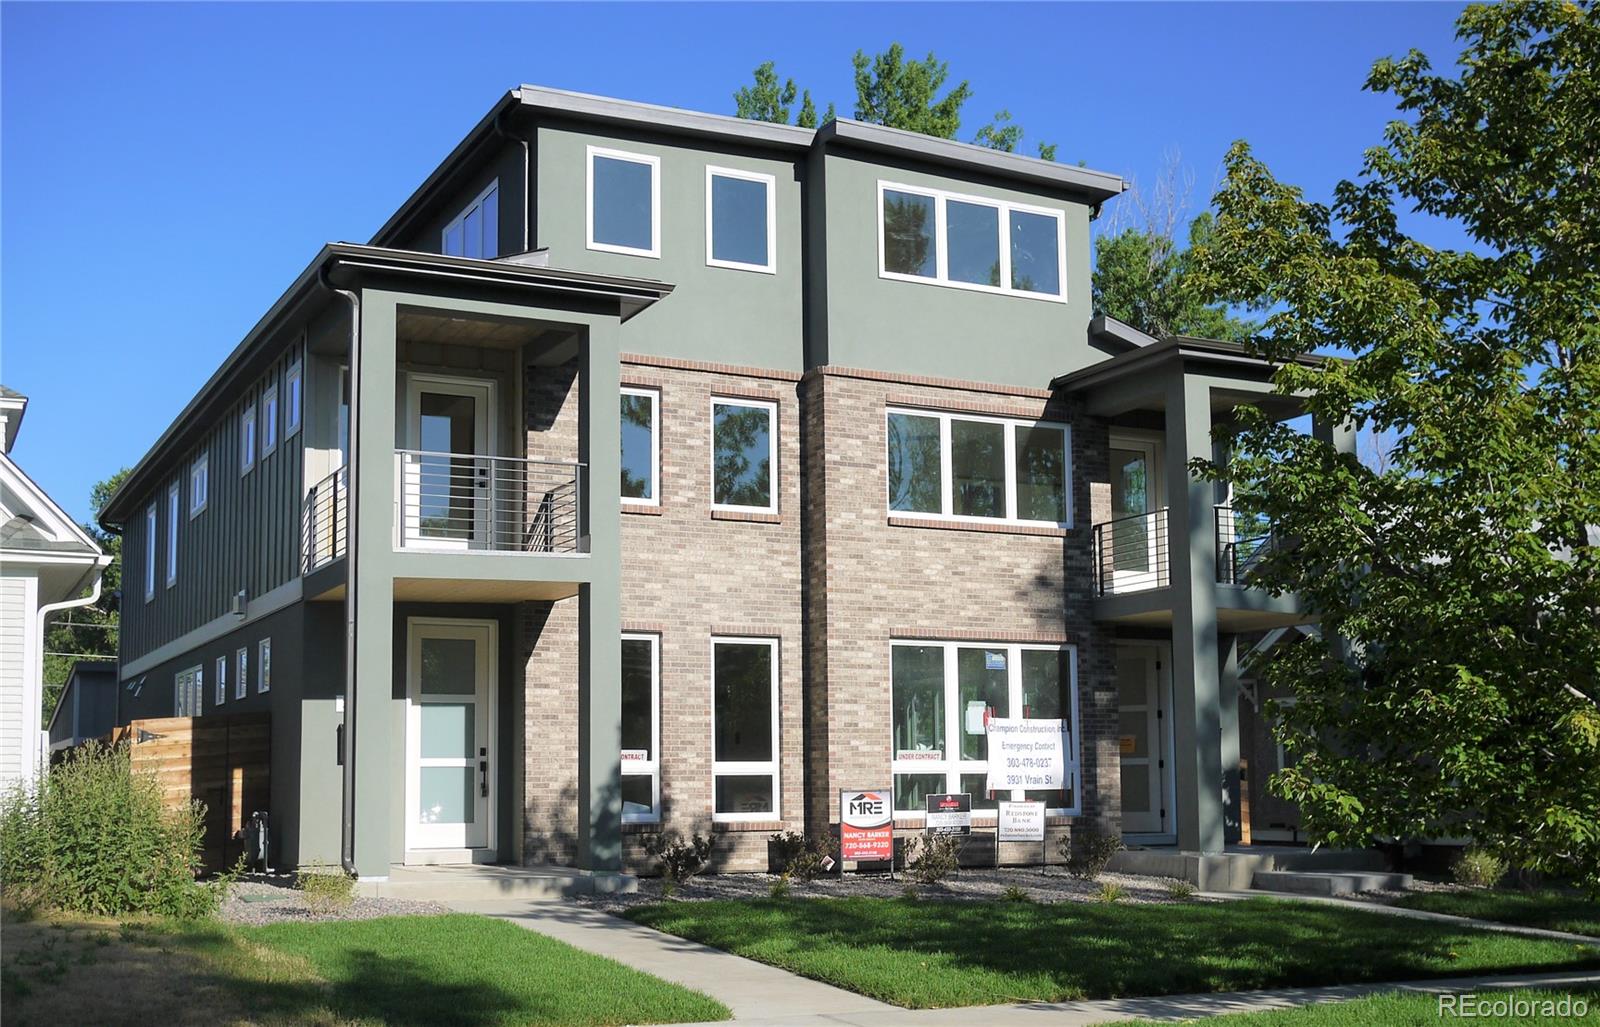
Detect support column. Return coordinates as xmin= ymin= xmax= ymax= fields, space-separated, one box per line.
xmin=1166 ymin=370 xmax=1225 ymax=854
xmin=576 ymin=320 xmax=623 ymax=872
xmin=1219 ymin=633 xmax=1241 ymax=845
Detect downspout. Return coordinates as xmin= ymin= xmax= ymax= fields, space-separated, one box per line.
xmin=320 ymin=265 xmax=362 ymax=877
xmin=36 ymin=558 xmax=109 ymax=770
xmin=493 ymin=109 xmax=531 ymax=252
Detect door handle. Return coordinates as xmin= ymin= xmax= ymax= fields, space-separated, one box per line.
xmin=479 ymin=747 xmax=489 ymax=797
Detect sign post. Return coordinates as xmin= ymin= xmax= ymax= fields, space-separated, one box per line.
xmin=840 ymin=788 xmax=895 ymax=877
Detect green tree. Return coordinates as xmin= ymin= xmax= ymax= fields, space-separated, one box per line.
xmin=1095 ymin=213 xmax=1255 ymax=341
xmin=1191 ymin=1 xmax=1600 ymax=888
xmin=733 ymin=61 xmax=834 ymax=128
xmin=42 ymin=469 xmax=127 ymax=719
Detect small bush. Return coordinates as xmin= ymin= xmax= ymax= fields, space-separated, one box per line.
xmin=905 ymin=831 xmax=960 ymax=884
xmin=643 ymin=831 xmax=716 ymax=884
xmin=660 ymin=879 xmax=677 ymax=899
xmin=0 ymin=743 xmax=216 ymax=918
xmin=1164 ymin=877 xmax=1198 ymax=901
xmin=296 ymin=867 xmax=355 ymax=914
xmin=1453 ymin=845 xmax=1509 ymax=889
xmin=769 ymin=831 xmax=834 ymax=881
xmin=1096 ymin=881 xmax=1126 ymax=903
xmin=900 ymin=884 xmax=919 ymax=900
xmin=1001 ymin=885 xmax=1032 ymax=903
xmin=1060 ymin=827 xmax=1122 ymax=881
xmin=768 ymin=873 xmax=792 ymax=899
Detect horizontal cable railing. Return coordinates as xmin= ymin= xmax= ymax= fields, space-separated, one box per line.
xmin=1216 ymin=505 xmax=1275 ymax=585
xmin=395 ymin=450 xmax=586 ymax=554
xmin=300 ymin=466 xmax=348 ymax=573
xmin=1093 ymin=509 xmax=1170 ymax=596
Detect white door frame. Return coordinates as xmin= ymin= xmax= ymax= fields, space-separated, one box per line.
xmin=1107 ymin=431 xmax=1165 ymax=593
xmin=404 ymin=616 xmax=497 ymax=861
xmin=1118 ymin=641 xmax=1177 ymax=843
xmin=401 ymin=373 xmax=497 ymax=550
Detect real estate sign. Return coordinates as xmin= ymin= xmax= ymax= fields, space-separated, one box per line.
xmin=839 ymin=789 xmax=894 ymax=861
xmin=925 ymin=792 xmax=972 ymax=835
xmin=984 ymin=718 xmax=1069 ymax=793
xmin=997 ymin=800 xmax=1046 ymax=842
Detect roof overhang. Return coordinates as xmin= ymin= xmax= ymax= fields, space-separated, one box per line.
xmin=1051 ymin=335 xmax=1328 ymax=420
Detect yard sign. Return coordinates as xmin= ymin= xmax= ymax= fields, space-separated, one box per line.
xmin=839 ymin=788 xmax=894 ymax=862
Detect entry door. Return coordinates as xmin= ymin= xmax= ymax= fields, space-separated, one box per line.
xmin=1108 ymin=438 xmax=1162 ymax=591
xmin=403 ymin=376 xmax=496 ymax=549
xmin=1117 ymin=645 xmax=1170 ymax=836
xmin=406 ymin=619 xmax=496 ymax=854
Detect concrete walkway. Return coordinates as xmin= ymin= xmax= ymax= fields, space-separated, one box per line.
xmin=450 ymin=897 xmax=1600 ymax=1026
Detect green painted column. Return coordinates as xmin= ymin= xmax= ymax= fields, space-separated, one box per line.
xmin=1166 ymin=369 xmax=1226 ymax=854
xmin=576 ymin=319 xmax=623 ymax=872
xmin=1219 ymin=633 xmax=1241 ymax=844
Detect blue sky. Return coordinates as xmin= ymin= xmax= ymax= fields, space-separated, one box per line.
xmin=1 ymin=2 xmax=1463 ymax=522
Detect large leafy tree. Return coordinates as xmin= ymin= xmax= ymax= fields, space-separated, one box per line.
xmin=42 ymin=469 xmax=127 ymax=719
xmin=1192 ymin=2 xmax=1599 ymax=887
xmin=1095 ymin=213 xmax=1254 ymax=341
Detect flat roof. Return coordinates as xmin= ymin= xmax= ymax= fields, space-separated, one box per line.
xmin=1050 ymin=336 xmax=1327 ymax=393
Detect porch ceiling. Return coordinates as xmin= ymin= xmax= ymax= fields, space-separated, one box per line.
xmin=392 ymin=577 xmax=580 ymax=603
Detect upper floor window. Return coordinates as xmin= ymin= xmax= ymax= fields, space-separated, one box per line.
xmin=886 ymin=407 xmax=1070 ymax=527
xmin=285 ymin=358 xmax=303 ymax=437
xmin=711 ymin=397 xmax=776 ymax=513
xmin=878 ymin=181 xmax=1065 ymax=300
xmin=190 ymin=451 xmax=208 ymax=517
xmin=620 ymin=387 xmax=659 ymax=506
xmin=621 ymin=634 xmax=660 ymax=823
xmin=262 ymin=385 xmax=279 ymax=457
xmin=587 ymin=146 xmax=659 ymax=258
xmin=166 ymin=482 xmax=179 ymax=587
xmin=143 ymin=504 xmax=157 ymax=601
xmin=443 ymin=181 xmax=499 ymax=259
xmin=706 ymin=167 xmax=775 ymax=273
xmin=240 ymin=402 xmax=257 ymax=475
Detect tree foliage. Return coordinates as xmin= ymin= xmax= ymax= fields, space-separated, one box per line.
xmin=1191 ymin=1 xmax=1600 ymax=888
xmin=42 ymin=469 xmax=126 ymax=720
xmin=1095 ymin=214 xmax=1254 ymax=341
xmin=733 ymin=61 xmax=834 ymax=128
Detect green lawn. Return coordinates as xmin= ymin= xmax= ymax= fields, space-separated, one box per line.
xmin=625 ymin=897 xmax=1600 ymax=1008
xmin=1128 ymin=989 xmax=1600 ymax=1025
xmin=1395 ymin=890 xmax=1600 ymax=938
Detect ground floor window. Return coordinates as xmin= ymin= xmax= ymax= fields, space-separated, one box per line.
xmin=890 ymin=640 xmax=1079 ymax=816
xmin=711 ymin=637 xmax=779 ymax=821
xmin=175 ymin=665 xmax=203 ymax=717
xmin=620 ymin=634 xmax=660 ymax=823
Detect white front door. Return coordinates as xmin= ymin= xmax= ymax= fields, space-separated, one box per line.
xmin=1117 ymin=644 xmax=1173 ymax=837
xmin=406 ymin=618 xmax=496 ymax=855
xmin=1107 ymin=436 xmax=1164 ymax=592
xmin=402 ymin=375 xmax=496 ymax=549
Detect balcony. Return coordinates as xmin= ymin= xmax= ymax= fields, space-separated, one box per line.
xmin=1093 ymin=509 xmax=1170 ymax=597
xmin=395 ymin=449 xmax=585 ymax=555
xmin=301 ymin=466 xmax=348 ymax=574
xmin=1215 ymin=505 xmax=1276 ymax=586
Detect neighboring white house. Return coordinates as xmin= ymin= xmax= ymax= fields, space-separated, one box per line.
xmin=0 ymin=386 xmax=110 ymax=787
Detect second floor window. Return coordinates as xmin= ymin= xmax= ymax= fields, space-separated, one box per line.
xmin=190 ymin=451 xmax=208 ymax=517
xmin=259 ymin=638 xmax=272 ymax=693
xmin=878 ymin=181 xmax=1065 ymax=299
xmin=215 ymin=656 xmax=227 ymax=706
xmin=443 ymin=182 xmax=499 ymax=259
xmin=240 ymin=402 xmax=257 ymax=474
xmin=262 ymin=385 xmax=279 ymax=456
xmin=143 ymin=504 xmax=156 ymax=601
xmin=712 ymin=397 xmax=776 ymax=513
xmin=166 ymin=483 xmax=179 ymax=586
xmin=588 ymin=146 xmax=659 ymax=258
xmin=285 ymin=358 xmax=303 ymax=436
xmin=706 ymin=167 xmax=775 ymax=273
xmin=887 ymin=408 xmax=1070 ymax=527
xmin=620 ymin=387 xmax=659 ymax=505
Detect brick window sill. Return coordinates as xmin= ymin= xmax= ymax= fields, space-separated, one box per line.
xmin=711 ymin=820 xmax=785 ymax=833
xmin=622 ymin=504 xmax=664 ymax=517
xmin=622 ymin=821 xmax=664 ymax=834
xmin=711 ymin=509 xmax=781 ymax=525
xmin=887 ymin=516 xmax=1069 ymax=538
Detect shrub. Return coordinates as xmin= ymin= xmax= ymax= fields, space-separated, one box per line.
xmin=768 ymin=873 xmax=792 ymax=899
xmin=905 ymin=831 xmax=961 ymax=885
xmin=296 ymin=867 xmax=355 ymax=914
xmin=900 ymin=884 xmax=919 ymax=900
xmin=1001 ymin=885 xmax=1032 ymax=903
xmin=643 ymin=832 xmax=716 ymax=884
xmin=1164 ymin=877 xmax=1198 ymax=901
xmin=1060 ymin=827 xmax=1122 ymax=881
xmin=1453 ymin=845 xmax=1509 ymax=889
xmin=1095 ymin=882 xmax=1126 ymax=903
xmin=0 ymin=743 xmax=217 ymax=918
xmin=769 ymin=831 xmax=834 ymax=881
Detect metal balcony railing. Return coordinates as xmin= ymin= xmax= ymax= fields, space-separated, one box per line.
xmin=1216 ymin=505 xmax=1276 ymax=585
xmin=395 ymin=450 xmax=585 ymax=554
xmin=1093 ymin=509 xmax=1170 ymax=596
xmin=301 ymin=466 xmax=348 ymax=573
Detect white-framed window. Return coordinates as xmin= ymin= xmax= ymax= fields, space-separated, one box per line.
xmin=442 ymin=181 xmax=499 ymax=259
xmin=886 ymin=407 xmax=1071 ymax=528
xmin=877 ymin=181 xmax=1066 ymax=300
xmin=258 ymin=638 xmax=271 ymax=693
xmin=174 ymin=665 xmax=203 ymax=718
xmin=143 ymin=504 xmax=157 ymax=602
xmin=235 ymin=647 xmax=248 ymax=700
xmin=215 ymin=656 xmax=228 ymax=706
xmin=165 ymin=482 xmax=179 ymax=587
xmin=262 ymin=385 xmax=279 ymax=456
xmin=705 ymin=166 xmax=776 ymax=273
xmin=620 ymin=387 xmax=660 ymax=506
xmin=587 ymin=146 xmax=660 ymax=258
xmin=240 ymin=402 xmax=257 ymax=474
xmin=711 ymin=636 xmax=779 ymax=822
xmin=286 ymin=357 xmax=303 ymax=438
xmin=621 ymin=633 xmax=661 ymax=823
xmin=711 ymin=397 xmax=777 ymax=513
xmin=890 ymin=640 xmax=1080 ymax=817
xmin=189 ymin=451 xmax=209 ymax=517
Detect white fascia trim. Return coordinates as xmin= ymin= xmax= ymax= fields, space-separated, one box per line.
xmin=704 ymin=165 xmax=777 ymax=274
xmin=0 ymin=452 xmax=102 ymax=552
xmin=586 ymin=145 xmax=661 ymax=259
xmin=120 ymin=577 xmax=303 ymax=678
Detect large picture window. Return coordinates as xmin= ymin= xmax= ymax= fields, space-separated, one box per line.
xmin=706 ymin=166 xmax=775 ymax=273
xmin=877 ymin=181 xmax=1065 ymax=299
xmin=711 ymin=398 xmax=776 ymax=513
xmin=621 ymin=634 xmax=660 ymax=823
xmin=588 ymin=147 xmax=659 ymax=258
xmin=890 ymin=641 xmax=1080 ymax=816
xmin=887 ymin=407 xmax=1069 ymax=527
xmin=620 ymin=387 xmax=659 ymax=505
xmin=711 ymin=637 xmax=779 ymax=821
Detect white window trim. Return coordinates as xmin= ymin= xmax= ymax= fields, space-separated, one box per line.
xmin=143 ymin=504 xmax=157 ymax=602
xmin=586 ymin=145 xmax=661 ymax=259
xmin=705 ymin=165 xmax=777 ymax=274
xmin=876 ymin=180 xmax=1068 ymax=303
xmin=240 ymin=402 xmax=257 ymax=475
xmin=285 ymin=358 xmax=303 ymax=437
xmin=620 ymin=386 xmax=661 ymax=508
xmin=885 ymin=406 xmax=1072 ymax=529
xmin=235 ymin=647 xmax=249 ymax=700
xmin=889 ymin=640 xmax=1081 ymax=819
xmin=258 ymin=638 xmax=271 ymax=693
xmin=189 ymin=451 xmax=209 ymax=518
xmin=215 ymin=656 xmax=227 ymax=706
xmin=710 ymin=396 xmax=779 ymax=514
xmin=710 ymin=636 xmax=780 ymax=823
xmin=165 ymin=482 xmax=179 ymax=587
xmin=621 ymin=633 xmax=661 ymax=824
xmin=442 ymin=180 xmax=499 ymax=258
xmin=262 ymin=385 xmax=279 ymax=457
